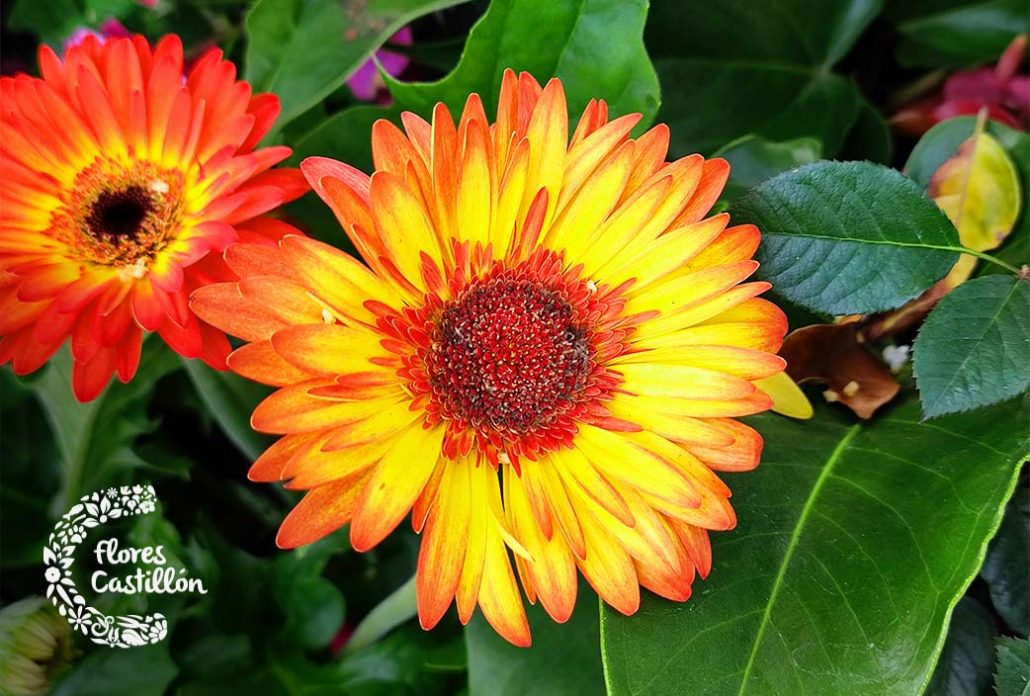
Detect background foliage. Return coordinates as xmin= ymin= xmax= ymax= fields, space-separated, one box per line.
xmin=1 ymin=0 xmax=1027 ymax=694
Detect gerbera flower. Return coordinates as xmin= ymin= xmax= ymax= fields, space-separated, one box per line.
xmin=0 ymin=35 xmax=307 ymax=400
xmin=192 ymin=70 xmax=787 ymax=646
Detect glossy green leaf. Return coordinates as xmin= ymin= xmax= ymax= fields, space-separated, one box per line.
xmin=0 ymin=372 xmax=60 ymax=566
xmin=183 ymin=358 xmax=274 ymax=462
xmin=926 ymin=597 xmax=998 ymax=696
xmin=982 ymin=480 xmax=1029 ymax=635
xmin=995 ymin=637 xmax=1030 ymax=696
xmin=466 ymin=583 xmax=604 ymax=696
xmin=895 ymin=0 xmax=1029 ymax=69
xmin=838 ymin=97 xmax=893 ymax=164
xmin=646 ymin=0 xmax=882 ymax=66
xmin=8 ymin=0 xmax=82 ymax=43
xmin=31 ymin=344 xmax=180 ymax=508
xmin=274 ymin=542 xmax=347 ymax=650
xmin=293 ymin=0 xmax=661 ymax=170
xmin=654 ymin=61 xmax=860 ymax=157
xmin=645 ymin=0 xmax=878 ymax=157
xmin=244 ymin=0 xmax=469 ymax=131
xmin=385 ymin=0 xmax=660 ymax=125
xmin=913 ymin=275 xmax=1030 ymax=418
xmin=291 ymin=105 xmax=384 ymax=182
xmin=51 ymin=643 xmax=177 ymax=696
xmin=732 ymin=161 xmax=962 ymax=314
xmin=715 ymin=135 xmax=822 ymax=202
xmin=601 ymin=395 xmax=1029 ymax=695
xmin=336 ymin=625 xmax=467 ymax=695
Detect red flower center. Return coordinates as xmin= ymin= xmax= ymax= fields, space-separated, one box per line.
xmin=372 ymin=245 xmax=650 ymax=469
xmin=426 ymin=276 xmax=592 ymax=435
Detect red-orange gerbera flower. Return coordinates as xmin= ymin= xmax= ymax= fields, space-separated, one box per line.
xmin=192 ymin=70 xmax=787 ymax=646
xmin=0 ymin=35 xmax=307 ymax=400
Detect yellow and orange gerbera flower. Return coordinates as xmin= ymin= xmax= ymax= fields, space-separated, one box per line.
xmin=0 ymin=35 xmax=307 ymax=400
xmin=192 ymin=70 xmax=787 ymax=646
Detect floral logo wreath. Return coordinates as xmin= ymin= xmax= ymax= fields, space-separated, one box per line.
xmin=43 ymin=484 xmax=168 ymax=648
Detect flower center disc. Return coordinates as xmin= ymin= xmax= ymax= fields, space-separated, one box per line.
xmin=55 ymin=157 xmax=186 ymax=267
xmin=427 ymin=277 xmax=592 ymax=434
xmin=86 ymin=186 xmax=154 ymax=241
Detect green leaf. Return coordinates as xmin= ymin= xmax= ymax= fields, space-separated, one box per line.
xmin=385 ymin=0 xmax=660 ymax=125
xmin=601 ymin=395 xmax=1029 ymax=695
xmin=0 ymin=372 xmax=60 ymax=566
xmin=715 ymin=135 xmax=822 ymax=203
xmin=644 ymin=0 xmax=879 ymax=156
xmin=83 ymin=0 xmax=136 ymax=23
xmin=273 ymin=540 xmax=347 ymax=650
xmin=838 ymin=97 xmax=893 ymax=165
xmin=646 ymin=0 xmax=883 ymax=67
xmin=466 ymin=582 xmax=604 ymax=696
xmin=183 ymin=358 xmax=274 ymax=462
xmin=981 ymin=479 xmax=1029 ymax=635
xmin=345 ymin=574 xmax=416 ymax=654
xmin=654 ymin=61 xmax=861 ymax=157
xmin=995 ymin=637 xmax=1030 ymax=696
xmin=291 ymin=105 xmax=385 ymax=190
xmin=913 ymin=275 xmax=1030 ymax=418
xmin=244 ymin=0 xmax=469 ymax=132
xmin=925 ymin=597 xmax=998 ymax=696
xmin=292 ymin=0 xmax=661 ymax=169
xmin=731 ymin=161 xmax=962 ymax=315
xmin=895 ymin=0 xmax=1029 ymax=69
xmin=31 ymin=344 xmax=180 ymax=508
xmin=51 ymin=643 xmax=178 ymax=696
xmin=8 ymin=0 xmax=83 ymax=43
xmin=337 ymin=625 xmax=467 ymax=695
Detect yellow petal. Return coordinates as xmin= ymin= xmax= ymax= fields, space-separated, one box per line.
xmin=755 ymin=371 xmax=813 ymax=420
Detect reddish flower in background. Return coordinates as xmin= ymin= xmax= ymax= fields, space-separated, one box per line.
xmin=63 ymin=19 xmax=131 ymax=51
xmin=346 ymin=27 xmax=413 ymax=103
xmin=893 ymin=34 xmax=1030 ymax=136
xmin=0 ymin=35 xmax=308 ymax=400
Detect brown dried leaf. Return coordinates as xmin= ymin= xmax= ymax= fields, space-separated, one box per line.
xmin=781 ymin=323 xmax=901 ymax=419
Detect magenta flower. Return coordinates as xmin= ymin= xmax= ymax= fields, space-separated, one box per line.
xmin=63 ymin=19 xmax=130 ymax=50
xmin=893 ymin=34 xmax=1029 ymax=136
xmin=347 ymin=27 xmax=413 ymax=103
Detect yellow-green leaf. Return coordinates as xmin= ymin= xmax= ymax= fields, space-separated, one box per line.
xmin=930 ymin=129 xmax=1022 ymax=253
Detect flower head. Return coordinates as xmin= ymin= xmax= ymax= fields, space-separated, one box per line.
xmin=347 ymin=27 xmax=413 ymax=103
xmin=0 ymin=35 xmax=308 ymax=400
xmin=192 ymin=70 xmax=787 ymax=646
xmin=893 ymin=34 xmax=1029 ymax=136
xmin=0 ymin=597 xmax=72 ymax=695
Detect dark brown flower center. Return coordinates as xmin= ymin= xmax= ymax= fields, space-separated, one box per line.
xmin=85 ymin=186 xmax=154 ymax=242
xmin=54 ymin=157 xmax=186 ymax=267
xmin=426 ymin=276 xmax=591 ymax=434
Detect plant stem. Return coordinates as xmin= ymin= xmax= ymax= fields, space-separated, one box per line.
xmin=962 ymin=248 xmax=1022 ymax=275
xmin=341 ymin=573 xmax=418 ymax=655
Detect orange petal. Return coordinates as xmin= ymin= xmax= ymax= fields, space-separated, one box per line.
xmin=276 ymin=471 xmax=371 ymax=548
xmin=417 ymin=458 xmax=470 ymax=630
